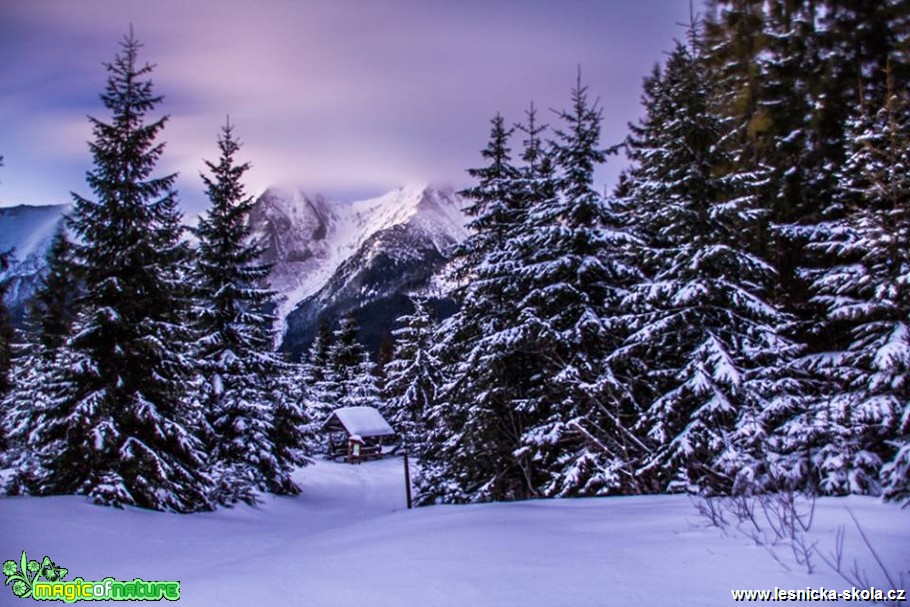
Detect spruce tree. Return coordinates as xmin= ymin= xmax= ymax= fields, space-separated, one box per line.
xmin=804 ymin=75 xmax=910 ymax=500
xmin=1 ymin=228 xmax=80 ymax=485
xmin=514 ymin=77 xmax=641 ymax=497
xmin=423 ymin=86 xmax=639 ymax=501
xmin=326 ymin=314 xmax=382 ymax=413
xmin=455 ymin=113 xmax=521 ymax=274
xmin=299 ymin=321 xmax=334 ymax=440
xmin=620 ymin=42 xmax=797 ymax=495
xmin=1 ymin=345 xmax=78 ymax=495
xmin=193 ymin=120 xmax=307 ymax=504
xmin=384 ymin=298 xmax=441 ymax=454
xmin=818 ymin=0 xmax=910 ymax=142
xmin=418 ymin=112 xmax=533 ymax=503
xmin=28 ymin=30 xmax=211 ymax=511
xmin=29 ymin=229 xmax=79 ymax=354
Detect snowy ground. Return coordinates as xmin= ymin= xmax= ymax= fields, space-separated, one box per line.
xmin=1 ymin=458 xmax=907 ymax=606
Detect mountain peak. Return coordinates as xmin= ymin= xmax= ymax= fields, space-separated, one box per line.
xmin=1 ymin=186 xmax=469 ymax=354
xmin=243 ymin=184 xmax=467 ymax=332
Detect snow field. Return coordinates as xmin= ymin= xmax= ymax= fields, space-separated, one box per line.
xmin=1 ymin=458 xmax=907 ymax=606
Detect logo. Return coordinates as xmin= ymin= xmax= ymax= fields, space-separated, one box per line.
xmin=3 ymin=551 xmax=180 ymax=602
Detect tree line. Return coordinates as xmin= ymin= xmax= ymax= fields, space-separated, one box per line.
xmin=0 ymin=30 xmax=434 ymax=512
xmin=405 ymin=2 xmax=909 ymax=506
xmin=0 ymin=32 xmax=309 ymax=511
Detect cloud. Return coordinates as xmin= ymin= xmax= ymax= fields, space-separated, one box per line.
xmin=1 ymin=0 xmax=696 ymax=208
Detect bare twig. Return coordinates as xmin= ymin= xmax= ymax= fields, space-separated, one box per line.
xmin=694 ymin=489 xmax=901 ymax=597
xmin=846 ymin=508 xmax=899 ymax=591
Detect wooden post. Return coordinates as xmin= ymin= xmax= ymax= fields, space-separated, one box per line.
xmin=403 ymin=451 xmax=413 ymax=509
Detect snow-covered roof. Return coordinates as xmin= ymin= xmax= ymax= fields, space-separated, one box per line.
xmin=324 ymin=406 xmax=395 ymax=438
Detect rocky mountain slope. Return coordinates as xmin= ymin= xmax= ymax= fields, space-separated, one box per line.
xmin=252 ymin=184 xmax=467 ymax=359
xmin=0 ymin=185 xmax=468 ymax=356
xmin=0 ymin=204 xmax=69 ymax=323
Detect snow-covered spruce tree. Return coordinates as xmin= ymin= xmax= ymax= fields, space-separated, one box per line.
xmin=267 ymin=364 xmax=311 ymax=489
xmin=384 ymin=297 xmax=441 ymax=454
xmin=1 ymin=227 xmax=80 ymax=487
xmin=804 ymin=76 xmax=910 ymax=501
xmin=452 ymin=113 xmax=521 ymax=279
xmin=817 ymin=0 xmax=910 ymax=145
xmin=326 ymin=314 xmax=382 ymax=413
xmin=756 ymin=1 xmax=909 ymax=344
xmin=26 ymin=31 xmax=212 ymax=511
xmin=298 ymin=321 xmax=334 ymax=451
xmin=619 ymin=41 xmax=797 ymax=495
xmin=702 ymin=2 xmax=775 ymax=257
xmin=193 ymin=120 xmax=308 ymax=504
xmin=375 ymin=335 xmax=394 ymax=387
xmin=759 ymin=2 xmax=832 ymax=343
xmin=417 ymin=112 xmax=536 ymax=503
xmin=0 ymin=344 xmax=85 ymax=495
xmin=503 ymin=81 xmax=643 ymax=497
xmin=703 ymin=0 xmax=765 ymax=134
xmin=28 ymin=229 xmax=80 ymax=355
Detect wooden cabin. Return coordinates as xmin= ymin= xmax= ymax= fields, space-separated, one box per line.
xmin=322 ymin=406 xmax=395 ymax=463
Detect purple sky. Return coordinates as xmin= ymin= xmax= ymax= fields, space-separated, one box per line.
xmin=1 ymin=0 xmax=699 ymax=211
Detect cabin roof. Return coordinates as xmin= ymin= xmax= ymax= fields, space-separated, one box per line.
xmin=323 ymin=406 xmax=395 ymax=438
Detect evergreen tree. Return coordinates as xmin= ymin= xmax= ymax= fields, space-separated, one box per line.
xmin=703 ymin=1 xmax=909 ymax=340
xmin=384 ymin=298 xmax=441 ymax=454
xmin=299 ymin=321 xmax=334 ymax=437
xmin=374 ymin=335 xmax=394 ymax=387
xmin=817 ymin=0 xmax=910 ymax=142
xmin=423 ymin=84 xmax=640 ymax=502
xmin=1 ymin=344 xmax=79 ymax=494
xmin=28 ymin=229 xmax=79 ymax=354
xmin=1 ymin=228 xmax=80 ymax=481
xmin=804 ymin=74 xmax=910 ymax=500
xmin=418 ymin=111 xmax=531 ymax=503
xmin=326 ymin=313 xmax=382 ymax=413
xmin=512 ymin=78 xmax=642 ymax=497
xmin=27 ymin=30 xmax=211 ymax=512
xmin=193 ymin=120 xmax=307 ymax=504
xmin=454 ymin=113 xmax=521 ymax=277
xmin=620 ymin=42 xmax=797 ymax=495
xmin=697 ymin=2 xmax=910 ymax=495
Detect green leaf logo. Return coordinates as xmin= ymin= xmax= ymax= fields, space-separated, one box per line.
xmin=2 ymin=550 xmax=33 ymax=599
xmin=3 ymin=551 xmax=67 ymax=599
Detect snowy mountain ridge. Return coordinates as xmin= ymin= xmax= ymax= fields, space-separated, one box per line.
xmin=251 ymin=183 xmax=468 ymax=325
xmin=265 ymin=185 xmax=469 ymax=358
xmin=0 ymin=185 xmax=469 ymax=348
